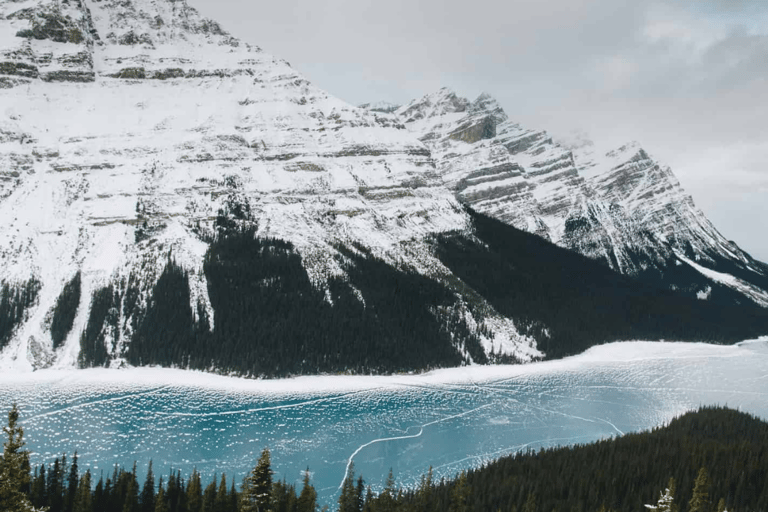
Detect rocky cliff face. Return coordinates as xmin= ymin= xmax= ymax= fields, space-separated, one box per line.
xmin=0 ymin=0 xmax=539 ymax=370
xmin=390 ymin=88 xmax=768 ymax=307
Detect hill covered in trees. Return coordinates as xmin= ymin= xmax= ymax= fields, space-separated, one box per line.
xmin=2 ymin=405 xmax=767 ymax=512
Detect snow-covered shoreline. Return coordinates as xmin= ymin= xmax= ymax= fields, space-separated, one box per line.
xmin=2 ymin=339 xmax=766 ymax=395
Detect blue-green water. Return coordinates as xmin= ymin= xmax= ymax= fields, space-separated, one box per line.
xmin=2 ymin=341 xmax=767 ymax=505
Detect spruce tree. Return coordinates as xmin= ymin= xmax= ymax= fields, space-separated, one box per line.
xmin=241 ymin=448 xmax=273 ymax=512
xmin=154 ymin=483 xmax=169 ymax=512
xmin=296 ymin=469 xmax=317 ymax=512
xmin=0 ymin=404 xmax=42 ymax=512
xmin=186 ymin=469 xmax=203 ymax=512
xmin=378 ymin=469 xmax=396 ymax=512
xmin=215 ymin=474 xmax=229 ymax=512
xmin=449 ymin=472 xmax=470 ymax=512
xmin=689 ymin=468 xmax=710 ymax=512
xmin=645 ymin=478 xmax=676 ymax=512
xmin=140 ymin=461 xmax=155 ymax=512
xmin=338 ymin=463 xmax=359 ymax=512
xmin=72 ymin=470 xmax=91 ymax=512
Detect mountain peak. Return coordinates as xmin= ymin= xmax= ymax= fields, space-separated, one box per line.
xmin=396 ymin=87 xmax=471 ymax=122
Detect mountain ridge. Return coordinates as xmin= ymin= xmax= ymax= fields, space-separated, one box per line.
xmin=1 ymin=0 xmax=767 ymax=374
xmin=377 ymin=86 xmax=768 ymax=308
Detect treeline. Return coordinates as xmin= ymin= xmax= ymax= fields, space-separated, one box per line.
xmin=395 ymin=405 xmax=768 ymax=512
xmin=81 ymin=228 xmax=487 ymax=376
xmin=435 ymin=208 xmax=768 ymax=359
xmin=2 ymin=405 xmax=767 ymax=512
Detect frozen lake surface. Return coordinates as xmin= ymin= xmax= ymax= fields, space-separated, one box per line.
xmin=1 ymin=340 xmax=767 ymax=505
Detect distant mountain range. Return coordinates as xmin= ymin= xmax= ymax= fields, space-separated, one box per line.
xmin=0 ymin=0 xmax=766 ymax=375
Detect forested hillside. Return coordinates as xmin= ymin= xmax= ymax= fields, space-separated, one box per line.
xmin=436 ymin=209 xmax=768 ymax=359
xmin=3 ymin=405 xmax=766 ymax=512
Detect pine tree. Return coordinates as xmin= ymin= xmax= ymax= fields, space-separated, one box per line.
xmin=449 ymin=471 xmax=470 ymax=512
xmin=122 ymin=463 xmax=140 ymax=512
xmin=645 ymin=478 xmax=676 ymax=512
xmin=378 ymin=469 xmax=397 ymax=512
xmin=338 ymin=463 xmax=359 ymax=512
xmin=72 ymin=470 xmax=91 ymax=512
xmin=414 ymin=466 xmax=433 ymax=512
xmin=186 ymin=469 xmax=203 ymax=512
xmin=296 ymin=469 xmax=317 ymax=512
xmin=64 ymin=453 xmax=78 ymax=512
xmin=154 ymin=482 xmax=169 ymax=512
xmin=241 ymin=448 xmax=273 ymax=512
xmin=0 ymin=404 xmax=43 ymax=512
xmin=203 ymin=475 xmax=217 ymax=512
xmin=215 ymin=474 xmax=229 ymax=512
xmin=689 ymin=468 xmax=710 ymax=512
xmin=140 ymin=461 xmax=155 ymax=512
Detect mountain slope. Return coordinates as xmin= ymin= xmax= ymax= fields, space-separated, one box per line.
xmin=0 ymin=1 xmax=766 ymax=374
xmin=390 ymin=88 xmax=768 ymax=308
xmin=0 ymin=0 xmax=538 ymax=371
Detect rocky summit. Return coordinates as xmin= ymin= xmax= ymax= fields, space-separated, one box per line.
xmin=388 ymin=88 xmax=768 ymax=307
xmin=0 ymin=0 xmax=766 ymax=375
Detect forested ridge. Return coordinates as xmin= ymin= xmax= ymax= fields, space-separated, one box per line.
xmin=435 ymin=208 xmax=768 ymax=359
xmin=2 ymin=406 xmax=767 ymax=512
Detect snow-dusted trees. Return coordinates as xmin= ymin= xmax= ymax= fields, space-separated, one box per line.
xmin=0 ymin=403 xmax=43 ymax=512
xmin=241 ymin=448 xmax=273 ymax=512
xmin=644 ymin=477 xmax=677 ymax=512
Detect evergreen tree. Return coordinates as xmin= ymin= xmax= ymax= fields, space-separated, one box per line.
xmin=0 ymin=404 xmax=41 ymax=512
xmin=645 ymin=478 xmax=676 ymax=512
xmin=296 ymin=469 xmax=317 ymax=512
xmin=72 ymin=470 xmax=91 ymax=512
xmin=140 ymin=461 xmax=155 ymax=512
xmin=122 ymin=463 xmax=140 ymax=512
xmin=215 ymin=474 xmax=229 ymax=512
xmin=241 ymin=448 xmax=273 ymax=512
xmin=338 ymin=463 xmax=360 ymax=512
xmin=377 ymin=469 xmax=397 ymax=512
xmin=203 ymin=476 xmax=217 ymax=512
xmin=449 ymin=472 xmax=470 ymax=512
xmin=64 ymin=453 xmax=78 ymax=512
xmin=154 ymin=482 xmax=169 ymax=512
xmin=186 ymin=468 xmax=203 ymax=512
xmin=688 ymin=468 xmax=710 ymax=512
xmin=30 ymin=464 xmax=47 ymax=509
xmin=414 ymin=466 xmax=433 ymax=512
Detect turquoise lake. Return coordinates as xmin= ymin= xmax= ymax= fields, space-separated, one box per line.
xmin=1 ymin=341 xmax=767 ymax=506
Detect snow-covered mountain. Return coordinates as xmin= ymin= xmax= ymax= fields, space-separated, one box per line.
xmin=0 ymin=0 xmax=540 ymax=371
xmin=389 ymin=88 xmax=768 ymax=307
xmin=1 ymin=0 xmax=766 ymax=374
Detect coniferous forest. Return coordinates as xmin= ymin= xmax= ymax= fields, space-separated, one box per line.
xmin=81 ymin=227 xmax=486 ymax=377
xmin=435 ymin=208 xmax=768 ymax=359
xmin=68 ymin=207 xmax=768 ymax=375
xmin=2 ymin=405 xmax=767 ymax=512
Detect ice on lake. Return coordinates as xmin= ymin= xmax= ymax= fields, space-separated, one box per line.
xmin=1 ymin=340 xmax=767 ymax=505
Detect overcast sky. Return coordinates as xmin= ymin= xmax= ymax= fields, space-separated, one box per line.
xmin=190 ymin=0 xmax=768 ymax=262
